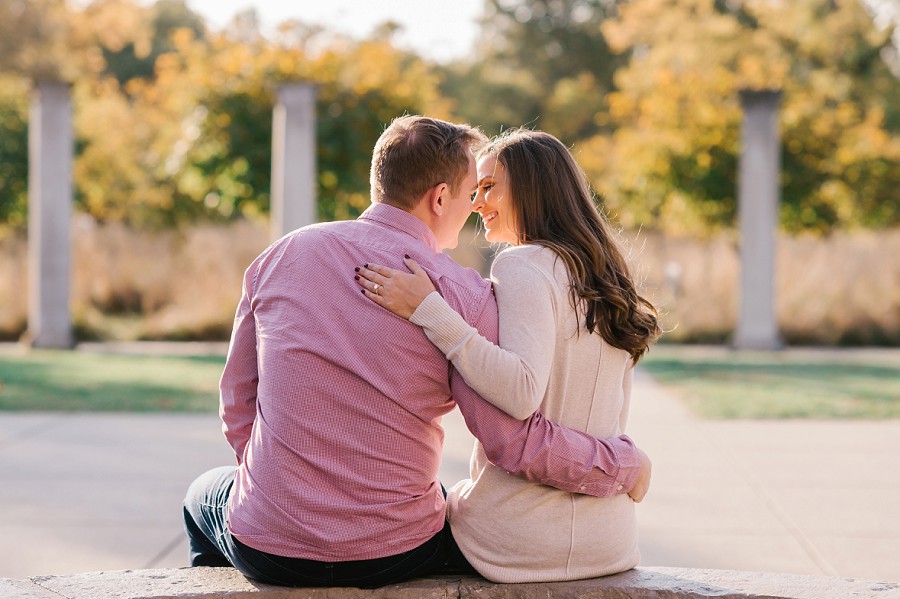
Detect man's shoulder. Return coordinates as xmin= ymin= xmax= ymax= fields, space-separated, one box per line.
xmin=271 ymin=220 xmax=370 ymax=252
xmin=293 ymin=220 xmax=359 ymax=237
xmin=266 ymin=220 xmax=350 ymax=244
xmin=430 ymin=253 xmax=491 ymax=292
xmin=250 ymin=221 xmax=370 ymax=278
xmin=425 ymin=254 xmax=494 ymax=325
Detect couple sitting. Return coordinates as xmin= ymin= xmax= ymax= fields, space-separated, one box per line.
xmin=183 ymin=115 xmax=660 ymax=588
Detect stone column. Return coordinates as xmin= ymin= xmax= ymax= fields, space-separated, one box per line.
xmin=734 ymin=89 xmax=782 ymax=350
xmin=270 ymin=83 xmax=317 ymax=241
xmin=27 ymin=80 xmax=73 ymax=349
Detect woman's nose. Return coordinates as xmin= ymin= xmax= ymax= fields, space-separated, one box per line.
xmin=472 ymin=190 xmax=485 ymax=212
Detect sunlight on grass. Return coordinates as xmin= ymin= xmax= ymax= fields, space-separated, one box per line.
xmin=3 ymin=345 xmax=898 ymax=417
xmin=641 ymin=346 xmax=900 ymax=419
xmin=0 ymin=350 xmax=224 ymax=411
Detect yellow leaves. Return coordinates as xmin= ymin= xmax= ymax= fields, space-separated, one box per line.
xmin=1 ymin=0 xmax=75 ymax=81
xmin=596 ymin=0 xmax=900 ymax=233
xmin=176 ymin=166 xmax=207 ymax=201
xmin=170 ymin=28 xmax=198 ymax=54
xmin=735 ymin=54 xmax=787 ymax=92
xmin=655 ymin=68 xmax=676 ymax=88
xmin=218 ymin=43 xmax=256 ymax=79
xmin=154 ymin=53 xmax=180 ymax=78
xmin=214 ymin=112 xmax=231 ymax=128
xmin=835 ymin=147 xmax=856 ymax=167
xmin=603 ymin=0 xmax=678 ymax=53
xmin=542 ymin=73 xmax=605 ymax=140
xmin=347 ymin=41 xmax=401 ymax=94
xmin=276 ymin=53 xmax=299 ymax=77
xmin=818 ymin=180 xmax=855 ymax=222
xmin=696 ymin=152 xmax=712 ymax=171
xmin=74 ymin=0 xmax=152 ymax=55
xmin=607 ymin=92 xmax=635 ymax=121
xmin=835 ymin=101 xmax=859 ymax=127
xmin=320 ymin=171 xmax=338 ymax=190
xmin=656 ymin=191 xmax=711 ymax=237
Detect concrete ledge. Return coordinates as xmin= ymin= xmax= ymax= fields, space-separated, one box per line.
xmin=2 ymin=567 xmax=899 ymax=599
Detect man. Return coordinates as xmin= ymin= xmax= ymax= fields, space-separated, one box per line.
xmin=183 ymin=115 xmax=651 ymax=588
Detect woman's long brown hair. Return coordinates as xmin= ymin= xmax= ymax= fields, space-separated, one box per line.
xmin=479 ymin=128 xmax=661 ymax=361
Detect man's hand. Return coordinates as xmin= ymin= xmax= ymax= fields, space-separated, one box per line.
xmin=628 ymin=447 xmax=652 ymax=503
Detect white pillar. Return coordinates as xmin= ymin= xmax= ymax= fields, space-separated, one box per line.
xmin=27 ymin=80 xmax=73 ymax=349
xmin=734 ymin=89 xmax=782 ymax=350
xmin=270 ymin=83 xmax=317 ymax=240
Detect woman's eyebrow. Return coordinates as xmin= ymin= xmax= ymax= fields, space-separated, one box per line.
xmin=477 ymin=176 xmax=493 ymax=186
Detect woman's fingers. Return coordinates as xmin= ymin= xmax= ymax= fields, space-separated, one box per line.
xmin=354 ymin=265 xmax=381 ymax=284
xmin=402 ymin=258 xmax=436 ymax=294
xmin=355 ymin=263 xmax=409 ymax=301
xmin=353 ymin=258 xmax=429 ymax=320
xmin=354 ymin=264 xmax=381 ymax=295
xmin=355 ymin=264 xmax=389 ymax=294
xmin=360 ymin=263 xmax=398 ymax=280
xmin=360 ymin=284 xmax=386 ymax=304
xmin=403 ymin=257 xmax=427 ymax=276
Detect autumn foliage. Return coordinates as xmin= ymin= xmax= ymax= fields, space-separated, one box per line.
xmin=0 ymin=0 xmax=898 ymax=235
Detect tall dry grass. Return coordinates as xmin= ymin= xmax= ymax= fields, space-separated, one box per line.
xmin=625 ymin=228 xmax=900 ymax=345
xmin=1 ymin=215 xmax=270 ymax=341
xmin=1 ymin=216 xmax=898 ymax=345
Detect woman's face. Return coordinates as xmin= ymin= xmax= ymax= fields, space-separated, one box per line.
xmin=473 ymin=154 xmax=519 ymax=244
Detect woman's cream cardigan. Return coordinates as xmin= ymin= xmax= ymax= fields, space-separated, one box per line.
xmin=410 ymin=244 xmax=639 ymax=583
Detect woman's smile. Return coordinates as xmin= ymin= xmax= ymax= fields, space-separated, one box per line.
xmin=473 ymin=155 xmax=518 ymax=244
xmin=481 ymin=210 xmax=499 ymax=226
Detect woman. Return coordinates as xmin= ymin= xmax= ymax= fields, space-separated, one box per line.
xmin=355 ymin=128 xmax=660 ymax=582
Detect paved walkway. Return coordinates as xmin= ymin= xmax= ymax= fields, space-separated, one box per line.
xmin=0 ymin=344 xmax=898 ymax=582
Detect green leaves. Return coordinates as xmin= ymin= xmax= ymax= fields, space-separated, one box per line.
xmin=1 ymin=0 xmax=897 ymax=235
xmin=597 ymin=0 xmax=900 ymax=235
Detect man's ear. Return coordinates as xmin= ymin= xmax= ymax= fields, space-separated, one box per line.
xmin=429 ymin=183 xmax=449 ymax=216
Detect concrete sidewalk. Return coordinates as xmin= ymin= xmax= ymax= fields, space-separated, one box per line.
xmin=0 ymin=346 xmax=898 ymax=582
xmin=627 ymin=370 xmax=900 ymax=582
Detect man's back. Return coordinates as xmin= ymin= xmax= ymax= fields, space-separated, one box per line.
xmin=221 ymin=203 xmax=492 ymax=561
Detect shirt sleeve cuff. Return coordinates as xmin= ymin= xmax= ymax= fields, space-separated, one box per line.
xmin=580 ymin=434 xmax=642 ymax=497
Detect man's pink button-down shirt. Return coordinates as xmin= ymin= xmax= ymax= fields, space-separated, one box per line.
xmin=220 ymin=203 xmax=640 ymax=561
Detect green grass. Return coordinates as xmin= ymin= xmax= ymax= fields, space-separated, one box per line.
xmin=3 ymin=346 xmax=898 ymax=418
xmin=0 ymin=350 xmax=225 ymax=411
xmin=641 ymin=346 xmax=900 ymax=419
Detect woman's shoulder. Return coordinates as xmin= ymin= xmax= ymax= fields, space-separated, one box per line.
xmin=491 ymin=245 xmax=568 ymax=298
xmin=495 ymin=244 xmax=568 ymax=280
xmin=494 ymin=244 xmax=558 ymax=268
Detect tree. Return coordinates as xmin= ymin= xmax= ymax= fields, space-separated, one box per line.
xmin=0 ymin=0 xmax=207 ymax=229
xmin=442 ymin=0 xmax=624 ymax=140
xmin=71 ymin=7 xmax=453 ymax=227
xmin=102 ymin=0 xmax=206 ymax=85
xmin=0 ymin=0 xmax=110 ymax=232
xmin=597 ymin=0 xmax=900 ymax=234
xmin=0 ymin=74 xmax=29 ymax=231
xmin=0 ymin=0 xmax=74 ymax=80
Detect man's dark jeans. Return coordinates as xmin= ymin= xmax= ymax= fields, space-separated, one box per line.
xmin=182 ymin=466 xmax=475 ymax=588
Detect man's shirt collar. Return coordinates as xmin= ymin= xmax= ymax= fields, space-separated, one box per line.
xmin=359 ymin=203 xmax=441 ymax=253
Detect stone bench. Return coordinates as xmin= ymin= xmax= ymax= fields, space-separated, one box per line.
xmin=2 ymin=567 xmax=898 ymax=599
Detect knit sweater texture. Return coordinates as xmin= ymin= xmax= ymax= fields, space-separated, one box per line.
xmin=410 ymin=244 xmax=640 ymax=582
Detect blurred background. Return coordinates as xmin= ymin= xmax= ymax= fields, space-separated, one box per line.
xmin=1 ymin=0 xmax=900 ymax=585
xmin=1 ymin=0 xmax=898 ymax=346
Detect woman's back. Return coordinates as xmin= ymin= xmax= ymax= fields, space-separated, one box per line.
xmin=446 ymin=244 xmax=639 ymax=583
